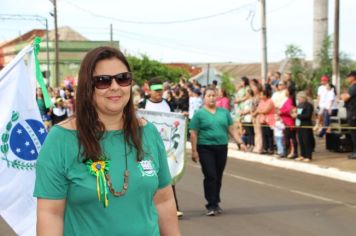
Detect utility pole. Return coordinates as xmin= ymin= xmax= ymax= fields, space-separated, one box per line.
xmin=110 ymin=23 xmax=113 ymax=46
xmin=332 ymin=0 xmax=340 ymax=93
xmin=313 ymin=0 xmax=328 ymax=68
xmin=53 ymin=0 xmax=60 ymax=86
xmin=261 ymin=0 xmax=268 ymax=85
xmin=207 ymin=63 xmax=210 ymax=85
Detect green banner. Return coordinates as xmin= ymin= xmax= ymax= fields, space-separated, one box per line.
xmin=33 ymin=37 xmax=51 ymax=109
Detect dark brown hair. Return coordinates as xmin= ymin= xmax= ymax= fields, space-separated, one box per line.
xmin=75 ymin=46 xmax=143 ymax=162
xmin=203 ymin=87 xmax=216 ymax=98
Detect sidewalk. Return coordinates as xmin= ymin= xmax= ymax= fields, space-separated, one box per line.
xmin=186 ymin=138 xmax=356 ymax=183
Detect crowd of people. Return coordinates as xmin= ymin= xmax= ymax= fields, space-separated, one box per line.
xmin=34 ymin=45 xmax=356 ymax=227
xmin=38 ymin=70 xmax=356 ymax=162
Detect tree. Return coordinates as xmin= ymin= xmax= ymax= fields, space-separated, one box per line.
xmin=285 ymin=37 xmax=356 ymax=97
xmin=127 ymin=55 xmax=189 ymax=85
xmin=285 ymin=44 xmax=307 ymax=89
xmin=219 ymin=72 xmax=235 ymax=96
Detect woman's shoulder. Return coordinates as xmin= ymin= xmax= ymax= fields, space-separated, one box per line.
xmin=216 ymin=107 xmax=230 ymax=114
xmin=46 ymin=118 xmax=77 ymax=140
xmin=57 ymin=117 xmax=76 ymax=130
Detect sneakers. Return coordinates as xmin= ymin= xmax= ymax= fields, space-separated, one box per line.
xmin=176 ymin=211 xmax=184 ymax=217
xmin=215 ymin=206 xmax=223 ymax=214
xmin=206 ymin=209 xmax=216 ymax=216
xmin=205 ymin=206 xmax=223 ymax=216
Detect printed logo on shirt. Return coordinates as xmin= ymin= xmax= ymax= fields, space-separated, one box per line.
xmin=138 ymin=160 xmax=157 ymax=177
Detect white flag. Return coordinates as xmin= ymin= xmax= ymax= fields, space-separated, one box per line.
xmin=137 ymin=110 xmax=187 ymax=184
xmin=0 ymin=45 xmax=47 ymax=236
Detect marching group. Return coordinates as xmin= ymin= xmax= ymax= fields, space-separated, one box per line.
xmin=34 ymin=46 xmax=356 ymax=235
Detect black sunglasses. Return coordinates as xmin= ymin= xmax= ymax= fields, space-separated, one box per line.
xmin=93 ymin=72 xmax=132 ymax=89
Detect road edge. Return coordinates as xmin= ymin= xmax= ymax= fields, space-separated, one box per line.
xmin=185 ymin=142 xmax=356 ymax=183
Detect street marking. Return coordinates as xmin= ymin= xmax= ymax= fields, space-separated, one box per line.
xmin=188 ymin=163 xmax=356 ymax=210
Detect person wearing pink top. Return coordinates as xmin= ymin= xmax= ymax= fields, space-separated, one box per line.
xmin=279 ymin=88 xmax=298 ymax=158
xmin=255 ymin=86 xmax=275 ymax=154
xmin=216 ymin=88 xmax=231 ymax=110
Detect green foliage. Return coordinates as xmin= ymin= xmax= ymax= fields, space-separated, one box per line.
xmin=285 ymin=44 xmax=308 ymax=90
xmin=127 ymin=55 xmax=189 ymax=85
xmin=220 ymin=73 xmax=235 ymax=96
xmin=285 ymin=36 xmax=356 ymax=97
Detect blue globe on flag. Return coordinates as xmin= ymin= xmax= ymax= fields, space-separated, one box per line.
xmin=9 ymin=119 xmax=47 ymax=161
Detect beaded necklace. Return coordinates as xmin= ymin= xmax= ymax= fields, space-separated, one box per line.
xmin=86 ymin=142 xmax=129 ymax=208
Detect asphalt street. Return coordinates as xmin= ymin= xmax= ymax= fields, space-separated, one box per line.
xmin=1 ymin=157 xmax=356 ymax=235
xmin=178 ymin=158 xmax=356 ymax=236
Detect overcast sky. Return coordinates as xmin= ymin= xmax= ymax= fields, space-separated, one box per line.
xmin=0 ymin=0 xmax=355 ymax=63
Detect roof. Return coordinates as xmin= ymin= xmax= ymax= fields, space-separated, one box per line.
xmin=165 ymin=63 xmax=203 ymax=77
xmin=213 ymin=61 xmax=289 ymax=80
xmin=0 ymin=26 xmax=88 ymax=48
xmin=47 ymin=26 xmax=87 ymax=41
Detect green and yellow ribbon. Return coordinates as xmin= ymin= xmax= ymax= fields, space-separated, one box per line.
xmin=86 ymin=160 xmax=110 ymax=207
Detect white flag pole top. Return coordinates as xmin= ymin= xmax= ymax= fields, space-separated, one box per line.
xmin=0 ymin=43 xmax=46 ymax=236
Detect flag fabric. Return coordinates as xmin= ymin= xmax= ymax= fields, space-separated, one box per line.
xmin=137 ymin=110 xmax=187 ymax=184
xmin=0 ymin=43 xmax=47 ymax=236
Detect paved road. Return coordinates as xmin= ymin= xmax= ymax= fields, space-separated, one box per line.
xmin=178 ymin=158 xmax=356 ymax=236
xmin=1 ymin=157 xmax=356 ymax=235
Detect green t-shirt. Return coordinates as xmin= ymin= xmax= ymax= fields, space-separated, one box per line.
xmin=189 ymin=107 xmax=233 ymax=145
xmin=33 ymin=122 xmax=171 ymax=236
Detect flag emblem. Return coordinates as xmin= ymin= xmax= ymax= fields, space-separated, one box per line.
xmin=1 ymin=111 xmax=47 ymax=170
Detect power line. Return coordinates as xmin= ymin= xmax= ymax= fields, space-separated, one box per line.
xmin=71 ymin=26 xmax=238 ymax=58
xmin=116 ymin=33 xmax=234 ymax=61
xmin=61 ymin=0 xmax=256 ymax=25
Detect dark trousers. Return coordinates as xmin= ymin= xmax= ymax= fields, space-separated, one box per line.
xmin=298 ymin=128 xmax=314 ymax=159
xmin=243 ymin=123 xmax=254 ymax=146
xmin=284 ymin=128 xmax=298 ymax=156
xmin=197 ymin=144 xmax=228 ymax=209
xmin=262 ymin=126 xmax=274 ymax=152
xmin=348 ymin=118 xmax=356 ymax=153
xmin=172 ymin=185 xmax=180 ymax=211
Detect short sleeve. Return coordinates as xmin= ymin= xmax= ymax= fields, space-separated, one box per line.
xmin=189 ymin=110 xmax=200 ymax=131
xmin=149 ymin=123 xmax=172 ymax=189
xmin=33 ymin=126 xmax=69 ymax=199
xmin=317 ymin=86 xmax=322 ymax=96
xmin=226 ymin=109 xmax=233 ymax=126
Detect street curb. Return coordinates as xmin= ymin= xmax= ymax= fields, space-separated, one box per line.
xmin=186 ymin=143 xmax=356 ymax=184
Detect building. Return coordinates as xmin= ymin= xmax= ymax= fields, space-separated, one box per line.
xmin=0 ymin=26 xmax=119 ymax=87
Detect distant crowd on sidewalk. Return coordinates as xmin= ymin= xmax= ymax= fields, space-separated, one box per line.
xmin=37 ymin=70 xmax=356 ymax=161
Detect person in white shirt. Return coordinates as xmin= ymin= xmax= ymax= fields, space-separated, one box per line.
xmin=315 ymin=76 xmax=338 ymax=137
xmin=138 ymin=77 xmax=172 ymax=112
xmin=187 ymin=88 xmax=202 ymax=120
xmin=139 ymin=77 xmax=184 ymax=218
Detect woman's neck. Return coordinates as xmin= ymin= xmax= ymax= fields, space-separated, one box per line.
xmin=204 ymin=105 xmax=216 ymax=111
xmin=98 ymin=112 xmax=124 ymax=130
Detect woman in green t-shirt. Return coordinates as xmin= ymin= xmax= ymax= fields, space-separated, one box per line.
xmin=34 ymin=47 xmax=180 ymax=236
xmin=189 ymin=87 xmax=246 ymax=216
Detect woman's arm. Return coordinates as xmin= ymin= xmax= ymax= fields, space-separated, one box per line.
xmin=37 ymin=199 xmax=65 ymax=236
xmin=228 ymin=125 xmax=247 ymax=151
xmin=297 ymin=104 xmax=313 ymax=121
xmin=190 ymin=130 xmax=199 ymax=163
xmin=154 ymin=186 xmax=181 ymax=236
